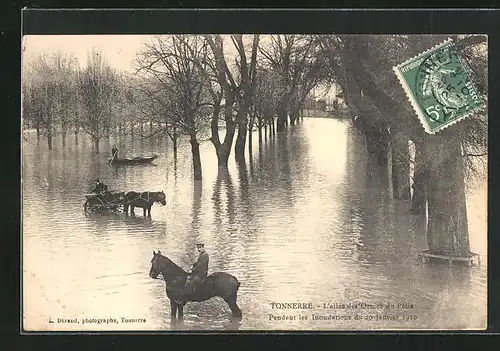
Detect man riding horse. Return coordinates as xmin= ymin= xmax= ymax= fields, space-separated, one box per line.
xmin=175 ymin=243 xmax=209 ymax=305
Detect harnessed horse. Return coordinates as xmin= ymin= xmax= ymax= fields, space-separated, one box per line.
xmin=123 ymin=191 xmax=166 ymax=216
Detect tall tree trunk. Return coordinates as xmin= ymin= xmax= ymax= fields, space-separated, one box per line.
xmin=392 ymin=132 xmax=411 ymax=200
xmin=46 ymin=121 xmax=53 ymax=150
xmin=47 ymin=133 xmax=53 ymax=150
xmin=150 ymin=121 xmax=153 ymax=136
xmin=364 ymin=128 xmax=388 ymax=166
xmin=173 ymin=126 xmax=178 ymax=158
xmin=118 ymin=123 xmax=123 ymax=136
xmin=248 ymin=118 xmax=253 ymax=159
xmin=190 ymin=133 xmax=202 ymax=181
xmin=93 ymin=138 xmax=100 ymax=154
xmin=234 ymin=114 xmax=248 ymax=162
xmin=277 ymin=107 xmax=287 ymax=133
xmin=425 ymin=134 xmax=470 ymax=257
xmin=411 ymin=139 xmax=427 ymax=215
xmin=216 ymin=145 xmax=231 ymax=169
xmin=46 ymin=110 xmax=53 ymax=150
xmin=209 ymin=97 xmax=235 ymax=171
xmin=62 ymin=129 xmax=67 ymax=148
xmin=36 ymin=125 xmax=41 ymax=143
xmin=258 ymin=121 xmax=263 ymax=147
xmin=74 ymin=124 xmax=79 ymax=146
xmin=130 ymin=122 xmax=134 ymax=139
xmin=289 ymin=107 xmax=298 ymax=125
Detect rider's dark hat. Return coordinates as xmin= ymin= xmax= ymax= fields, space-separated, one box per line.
xmin=196 ymin=243 xmax=204 ymax=248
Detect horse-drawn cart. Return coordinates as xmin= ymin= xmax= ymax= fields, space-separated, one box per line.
xmin=83 ymin=191 xmax=125 ymax=212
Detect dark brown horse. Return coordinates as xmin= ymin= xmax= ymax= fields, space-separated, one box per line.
xmin=123 ymin=191 xmax=166 ymax=216
xmin=149 ymin=250 xmax=242 ymax=319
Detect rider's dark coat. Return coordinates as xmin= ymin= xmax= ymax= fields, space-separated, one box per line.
xmin=191 ymin=251 xmax=209 ymax=279
xmin=92 ymin=182 xmax=106 ymax=193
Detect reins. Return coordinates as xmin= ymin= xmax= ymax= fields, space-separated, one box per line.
xmin=155 ymin=255 xmax=188 ymax=287
xmin=122 ymin=192 xmax=161 ymax=206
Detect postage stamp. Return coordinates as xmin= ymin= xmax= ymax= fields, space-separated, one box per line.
xmin=394 ymin=38 xmax=485 ymax=134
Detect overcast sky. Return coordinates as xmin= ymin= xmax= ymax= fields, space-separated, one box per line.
xmin=21 ymin=35 xmax=262 ymax=72
xmin=22 ymin=34 xmax=334 ymax=98
xmin=22 ymin=35 xmax=153 ymax=72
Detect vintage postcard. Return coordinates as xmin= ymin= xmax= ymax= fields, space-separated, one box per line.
xmin=21 ymin=32 xmax=487 ymax=331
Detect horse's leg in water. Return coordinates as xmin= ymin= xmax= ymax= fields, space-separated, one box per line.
xmin=177 ymin=304 xmax=184 ymax=319
xmin=123 ymin=204 xmax=128 ymax=214
xmin=147 ymin=206 xmax=152 ymax=217
xmin=143 ymin=207 xmax=146 ymax=216
xmin=169 ymin=299 xmax=178 ymax=318
xmin=223 ymin=295 xmax=242 ymax=319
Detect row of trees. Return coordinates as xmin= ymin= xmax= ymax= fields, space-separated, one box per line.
xmin=22 ymin=49 xmax=126 ymax=153
xmin=320 ymin=34 xmax=487 ymax=258
xmin=22 ymin=35 xmax=329 ymax=176
xmin=132 ymin=34 xmax=330 ymax=178
xmin=22 ymin=35 xmax=487 ymax=259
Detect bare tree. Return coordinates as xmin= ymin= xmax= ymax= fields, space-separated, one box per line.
xmin=26 ymin=54 xmax=59 ymax=150
xmin=252 ymin=66 xmax=282 ymax=146
xmin=135 ymin=35 xmax=214 ymax=180
xmin=259 ymin=35 xmax=327 ymax=131
xmin=165 ymin=34 xmax=262 ymax=167
xmin=77 ymin=48 xmax=119 ymax=154
xmin=52 ymin=53 xmax=79 ymax=147
xmin=21 ymin=72 xmax=44 ymax=142
xmin=23 ymin=52 xmax=80 ymax=149
xmin=231 ymin=34 xmax=260 ymax=161
xmin=319 ymin=34 xmax=487 ymax=258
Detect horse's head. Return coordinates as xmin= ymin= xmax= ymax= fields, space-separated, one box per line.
xmin=150 ymin=250 xmax=163 ymax=279
xmin=150 ymin=250 xmax=187 ymax=282
xmin=154 ymin=191 xmax=166 ymax=206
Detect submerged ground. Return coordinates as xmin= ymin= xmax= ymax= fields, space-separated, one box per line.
xmin=22 ymin=118 xmax=487 ymax=331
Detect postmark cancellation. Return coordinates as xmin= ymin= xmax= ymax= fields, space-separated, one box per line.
xmin=393 ymin=38 xmax=486 ymax=134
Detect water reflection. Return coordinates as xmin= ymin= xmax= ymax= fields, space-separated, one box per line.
xmin=22 ymin=119 xmax=487 ymax=331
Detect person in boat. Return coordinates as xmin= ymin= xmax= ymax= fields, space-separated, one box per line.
xmin=175 ymin=243 xmax=209 ymax=305
xmin=91 ymin=178 xmax=108 ymax=194
xmin=111 ymin=146 xmax=119 ymax=160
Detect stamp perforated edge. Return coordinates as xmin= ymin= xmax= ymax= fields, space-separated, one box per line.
xmin=393 ymin=37 xmax=487 ymax=135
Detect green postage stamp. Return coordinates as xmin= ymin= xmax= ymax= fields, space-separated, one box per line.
xmin=394 ymin=38 xmax=485 ymax=134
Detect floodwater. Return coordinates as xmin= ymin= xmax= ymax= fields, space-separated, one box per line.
xmin=22 ymin=118 xmax=487 ymax=331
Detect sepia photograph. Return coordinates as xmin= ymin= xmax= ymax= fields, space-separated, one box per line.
xmin=21 ymin=32 xmax=487 ymax=331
